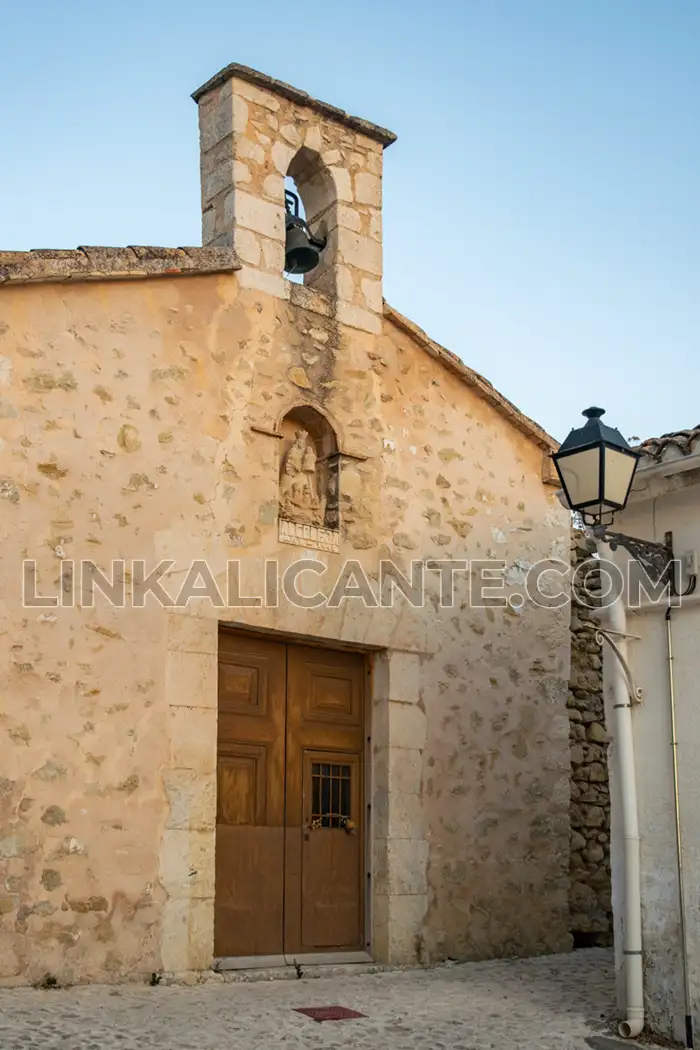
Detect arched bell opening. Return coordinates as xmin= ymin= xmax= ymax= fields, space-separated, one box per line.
xmin=278 ymin=405 xmax=340 ymax=530
xmin=284 ymin=148 xmax=338 ymax=296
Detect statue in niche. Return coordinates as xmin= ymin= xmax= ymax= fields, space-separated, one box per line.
xmin=279 ymin=429 xmax=325 ymax=526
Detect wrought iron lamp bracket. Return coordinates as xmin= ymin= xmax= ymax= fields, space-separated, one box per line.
xmin=593 ymin=627 xmax=644 ymax=705
xmin=592 ymin=527 xmax=696 ymax=598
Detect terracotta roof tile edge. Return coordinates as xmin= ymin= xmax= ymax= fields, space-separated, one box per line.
xmin=635 ymin=425 xmax=700 ymax=462
xmin=383 ymin=302 xmax=558 ymax=457
xmin=0 ymin=246 xmax=240 ymax=286
xmin=192 ymin=63 xmax=397 ymax=147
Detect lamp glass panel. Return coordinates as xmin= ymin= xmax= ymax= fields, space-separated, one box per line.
xmin=558 ymin=447 xmax=601 ymax=508
xmin=604 ymin=447 xmax=637 ymax=507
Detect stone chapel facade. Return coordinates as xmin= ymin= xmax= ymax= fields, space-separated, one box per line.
xmin=0 ymin=64 xmax=572 ymax=984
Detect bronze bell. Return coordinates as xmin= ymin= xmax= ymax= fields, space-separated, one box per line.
xmin=284 ymin=190 xmax=326 ymax=275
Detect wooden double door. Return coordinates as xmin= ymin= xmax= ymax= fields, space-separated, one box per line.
xmin=215 ymin=629 xmax=366 ymax=960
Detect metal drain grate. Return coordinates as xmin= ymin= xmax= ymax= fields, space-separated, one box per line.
xmin=294 ymin=1005 xmax=366 ymax=1023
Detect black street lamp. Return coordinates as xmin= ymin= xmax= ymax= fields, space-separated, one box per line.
xmin=552 ymin=407 xmax=639 ymax=527
xmin=554 ymin=407 xmax=695 ymax=596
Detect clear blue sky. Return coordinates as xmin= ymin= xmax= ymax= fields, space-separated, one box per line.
xmin=2 ymin=1 xmax=698 ymax=443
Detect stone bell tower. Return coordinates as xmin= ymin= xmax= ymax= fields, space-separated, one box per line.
xmin=192 ymin=64 xmax=396 ymax=335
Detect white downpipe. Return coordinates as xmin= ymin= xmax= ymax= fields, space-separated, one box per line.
xmin=601 ymin=551 xmax=644 ymax=1039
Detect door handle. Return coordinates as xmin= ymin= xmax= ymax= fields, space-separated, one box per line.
xmin=304 ymin=818 xmax=322 ymax=839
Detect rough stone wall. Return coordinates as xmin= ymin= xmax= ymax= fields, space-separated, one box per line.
xmin=0 ymin=270 xmax=571 ymax=984
xmin=378 ymin=319 xmax=573 ymax=964
xmin=568 ymin=532 xmax=612 ymax=945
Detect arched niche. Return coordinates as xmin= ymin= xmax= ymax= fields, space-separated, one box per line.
xmin=286 ymin=147 xmax=338 ymax=296
xmin=278 ymin=405 xmax=340 ymax=530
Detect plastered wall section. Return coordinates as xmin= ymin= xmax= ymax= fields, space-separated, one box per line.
xmin=0 ymin=271 xmax=571 ymax=982
xmin=604 ymin=480 xmax=700 ymax=1042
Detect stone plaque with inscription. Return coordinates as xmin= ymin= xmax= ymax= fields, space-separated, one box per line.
xmin=279 ymin=518 xmax=340 ymax=553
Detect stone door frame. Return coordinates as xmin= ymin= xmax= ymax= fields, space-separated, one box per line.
xmin=159 ymin=612 xmax=427 ymax=975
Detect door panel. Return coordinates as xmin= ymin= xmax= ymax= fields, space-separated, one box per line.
xmin=284 ymin=645 xmax=365 ymax=955
xmin=215 ymin=633 xmax=286 ymax=958
xmin=215 ymin=633 xmax=365 ymax=959
xmin=301 ymin=751 xmax=362 ymax=948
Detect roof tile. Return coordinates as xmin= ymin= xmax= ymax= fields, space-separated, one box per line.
xmin=636 ymin=426 xmax=700 ymax=461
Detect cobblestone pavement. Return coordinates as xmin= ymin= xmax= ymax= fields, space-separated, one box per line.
xmin=0 ymin=948 xmax=626 ymax=1050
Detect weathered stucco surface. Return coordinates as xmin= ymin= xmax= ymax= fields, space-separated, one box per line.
xmin=0 ymin=62 xmax=571 ymax=984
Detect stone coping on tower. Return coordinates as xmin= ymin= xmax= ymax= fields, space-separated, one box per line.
xmin=191 ymin=63 xmax=398 ymax=148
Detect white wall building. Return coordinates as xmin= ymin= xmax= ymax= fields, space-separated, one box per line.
xmin=604 ymin=426 xmax=700 ymax=1042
